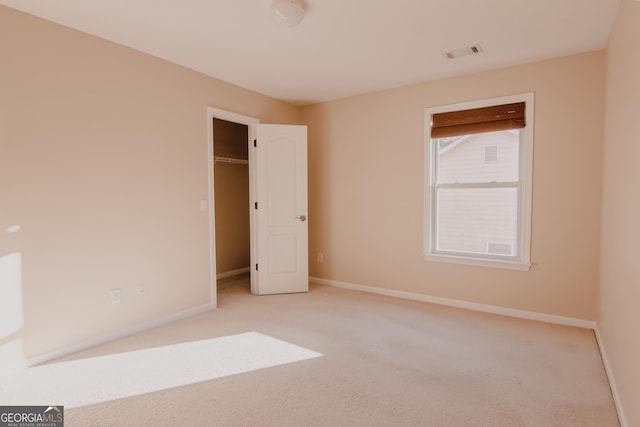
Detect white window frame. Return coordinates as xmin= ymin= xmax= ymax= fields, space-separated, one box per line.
xmin=423 ymin=93 xmax=534 ymax=271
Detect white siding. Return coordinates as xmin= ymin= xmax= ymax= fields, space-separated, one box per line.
xmin=436 ymin=131 xmax=520 ymax=255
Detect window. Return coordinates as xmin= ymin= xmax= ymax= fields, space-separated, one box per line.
xmin=424 ymin=94 xmax=533 ymax=270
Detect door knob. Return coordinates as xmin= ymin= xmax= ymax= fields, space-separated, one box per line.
xmin=296 ymin=215 xmax=307 ymax=222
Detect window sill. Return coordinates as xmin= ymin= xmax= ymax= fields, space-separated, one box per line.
xmin=424 ymin=253 xmax=531 ymax=271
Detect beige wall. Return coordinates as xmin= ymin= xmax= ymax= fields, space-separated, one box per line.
xmin=302 ymin=50 xmax=606 ymax=321
xmin=0 ymin=5 xmax=298 ymax=358
xmin=599 ymin=1 xmax=640 ymax=425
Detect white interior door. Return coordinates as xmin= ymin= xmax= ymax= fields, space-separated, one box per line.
xmin=252 ymin=124 xmax=308 ymax=295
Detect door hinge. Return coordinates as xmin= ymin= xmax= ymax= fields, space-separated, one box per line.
xmin=253 ymin=139 xmax=257 ymax=147
xmin=255 ymin=263 xmax=259 ymax=271
xmin=254 ymin=202 xmax=258 ymax=210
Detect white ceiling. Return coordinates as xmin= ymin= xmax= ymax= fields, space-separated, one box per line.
xmin=0 ymin=0 xmax=621 ymax=105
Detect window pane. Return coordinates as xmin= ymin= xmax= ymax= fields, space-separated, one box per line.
xmin=436 ymin=130 xmax=519 ymax=184
xmin=436 ymin=187 xmax=518 ymax=256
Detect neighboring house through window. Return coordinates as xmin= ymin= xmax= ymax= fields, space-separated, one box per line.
xmin=424 ymin=93 xmax=534 ymax=270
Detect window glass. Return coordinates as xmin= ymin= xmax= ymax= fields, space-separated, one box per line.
xmin=436 ymin=187 xmax=518 ymax=256
xmin=436 ymin=130 xmax=519 ymax=185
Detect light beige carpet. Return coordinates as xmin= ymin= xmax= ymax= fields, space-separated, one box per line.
xmin=32 ymin=276 xmax=620 ymax=426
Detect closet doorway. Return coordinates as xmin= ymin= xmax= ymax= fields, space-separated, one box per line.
xmin=208 ymin=108 xmax=258 ymax=307
xmin=212 ymin=118 xmax=250 ymax=284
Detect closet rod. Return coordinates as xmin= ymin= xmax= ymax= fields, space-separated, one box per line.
xmin=214 ymin=156 xmax=248 ymax=165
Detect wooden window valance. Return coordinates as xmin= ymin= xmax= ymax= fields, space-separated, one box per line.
xmin=431 ymin=102 xmax=526 ymax=138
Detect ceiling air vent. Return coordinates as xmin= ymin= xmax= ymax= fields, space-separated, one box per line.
xmin=445 ymin=45 xmax=483 ymax=59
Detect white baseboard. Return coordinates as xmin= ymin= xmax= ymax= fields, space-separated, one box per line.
xmin=27 ymin=302 xmax=215 ymax=367
xmin=594 ymin=326 xmax=628 ymax=427
xmin=310 ymin=277 xmax=597 ymax=330
xmin=217 ymin=267 xmax=250 ymax=280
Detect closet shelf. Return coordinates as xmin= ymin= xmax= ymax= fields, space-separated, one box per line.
xmin=214 ymin=156 xmax=248 ymax=165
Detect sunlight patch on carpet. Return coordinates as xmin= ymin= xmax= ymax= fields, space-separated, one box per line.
xmin=0 ymin=332 xmax=322 ymax=408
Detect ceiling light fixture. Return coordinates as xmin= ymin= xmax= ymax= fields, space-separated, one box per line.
xmin=271 ymin=0 xmax=305 ymax=28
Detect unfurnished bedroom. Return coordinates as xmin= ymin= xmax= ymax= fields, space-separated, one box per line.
xmin=0 ymin=1 xmax=638 ymax=426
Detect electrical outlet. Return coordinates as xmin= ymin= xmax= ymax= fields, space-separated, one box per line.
xmin=135 ymin=285 xmax=146 ymax=297
xmin=317 ymin=252 xmax=324 ymax=263
xmin=111 ymin=288 xmax=121 ymax=304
